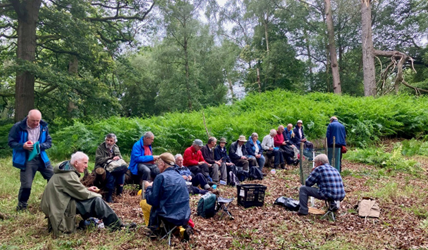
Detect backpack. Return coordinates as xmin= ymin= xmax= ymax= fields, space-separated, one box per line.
xmin=274 ymin=197 xmax=300 ymax=211
xmin=228 ymin=171 xmax=240 ymax=187
xmin=197 ymin=193 xmax=217 ymax=218
xmin=249 ymin=166 xmax=263 ymax=180
xmin=236 ymin=169 xmax=249 ymax=182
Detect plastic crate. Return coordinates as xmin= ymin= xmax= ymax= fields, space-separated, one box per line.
xmin=237 ymin=184 xmax=267 ymax=208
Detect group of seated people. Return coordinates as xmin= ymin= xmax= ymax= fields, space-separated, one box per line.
xmin=40 ymin=119 xmax=344 ymax=237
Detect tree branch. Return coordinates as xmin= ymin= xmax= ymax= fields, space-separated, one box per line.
xmin=88 ymin=2 xmax=155 ymax=22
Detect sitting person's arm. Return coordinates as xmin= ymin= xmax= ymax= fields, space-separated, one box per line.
xmin=62 ymin=174 xmax=102 ymax=200
xmin=113 ymin=146 xmax=122 ymax=160
xmin=245 ymin=141 xmax=256 ymax=156
xmin=95 ymin=146 xmax=112 ymax=167
xmin=183 ymin=148 xmax=199 ymax=166
xmin=145 ymin=175 xmax=164 ymax=208
xmin=229 ymin=145 xmax=239 ymax=161
xmin=132 ymin=144 xmax=153 ymax=163
xmin=305 ymin=168 xmax=321 ymax=187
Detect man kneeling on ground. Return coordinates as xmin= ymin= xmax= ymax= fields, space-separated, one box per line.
xmin=297 ymin=154 xmax=345 ymax=216
xmin=145 ymin=153 xmax=191 ymax=233
xmin=41 ymin=152 xmax=134 ymax=237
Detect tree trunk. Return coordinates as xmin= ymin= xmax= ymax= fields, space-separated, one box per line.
xmin=361 ymin=0 xmax=376 ymax=96
xmin=304 ymin=28 xmax=314 ymax=89
xmin=68 ymin=56 xmax=78 ymax=115
xmin=256 ymin=67 xmax=261 ymax=92
xmin=325 ymin=0 xmax=341 ymax=94
xmin=227 ymin=78 xmax=235 ymax=102
xmin=12 ymin=0 xmax=42 ymax=122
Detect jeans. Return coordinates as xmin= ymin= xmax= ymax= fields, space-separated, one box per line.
xmin=266 ymin=150 xmax=285 ymax=167
xmin=105 ymin=170 xmax=126 ymax=191
xmin=18 ymin=157 xmax=53 ymax=208
xmin=298 ymin=186 xmax=325 ymax=215
xmin=137 ymin=163 xmax=160 ymax=181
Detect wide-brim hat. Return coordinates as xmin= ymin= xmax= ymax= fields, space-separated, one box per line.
xmin=219 ymin=138 xmax=227 ymax=144
xmin=297 ymin=120 xmax=303 ymax=124
xmin=238 ymin=135 xmax=247 ymax=142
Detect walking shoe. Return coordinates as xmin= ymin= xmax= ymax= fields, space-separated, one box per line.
xmin=16 ymin=204 xmax=27 ymax=212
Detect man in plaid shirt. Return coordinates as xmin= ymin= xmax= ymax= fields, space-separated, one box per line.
xmin=298 ymin=154 xmax=345 ymax=216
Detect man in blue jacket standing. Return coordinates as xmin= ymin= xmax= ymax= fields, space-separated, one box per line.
xmin=8 ymin=109 xmax=53 ymax=211
xmin=128 ymin=132 xmax=160 ymax=186
xmin=326 ymin=116 xmax=346 ymax=172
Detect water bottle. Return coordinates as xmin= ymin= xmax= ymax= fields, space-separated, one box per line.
xmin=270 ymin=169 xmax=276 ymax=174
xmin=212 ymin=184 xmax=217 ymax=190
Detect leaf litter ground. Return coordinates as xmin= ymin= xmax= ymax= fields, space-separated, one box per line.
xmin=1 ymin=140 xmax=428 ymax=249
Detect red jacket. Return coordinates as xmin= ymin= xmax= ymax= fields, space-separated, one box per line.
xmin=274 ymin=132 xmax=285 ymax=147
xmin=183 ymin=146 xmax=206 ymax=166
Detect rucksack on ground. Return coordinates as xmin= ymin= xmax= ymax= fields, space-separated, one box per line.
xmin=197 ymin=193 xmax=217 ymax=218
xmin=249 ymin=166 xmax=263 ymax=180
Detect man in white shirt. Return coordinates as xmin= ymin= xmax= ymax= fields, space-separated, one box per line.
xmin=229 ymin=135 xmax=256 ymax=172
xmin=261 ymin=129 xmax=285 ymax=168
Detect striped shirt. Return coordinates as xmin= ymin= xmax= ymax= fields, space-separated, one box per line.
xmin=305 ymin=163 xmax=345 ymax=201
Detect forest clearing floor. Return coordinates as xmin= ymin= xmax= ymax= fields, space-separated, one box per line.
xmin=1 ymin=139 xmax=428 ymax=249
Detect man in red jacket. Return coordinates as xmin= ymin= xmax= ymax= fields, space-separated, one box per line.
xmin=183 ymin=139 xmax=211 ymax=180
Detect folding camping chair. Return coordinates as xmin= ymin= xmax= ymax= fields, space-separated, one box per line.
xmin=321 ymin=200 xmax=337 ymax=221
xmin=159 ymin=218 xmax=178 ymax=246
xmin=216 ymin=197 xmax=234 ymax=220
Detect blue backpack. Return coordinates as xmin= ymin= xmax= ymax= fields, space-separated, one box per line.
xmin=197 ymin=193 xmax=217 ymax=218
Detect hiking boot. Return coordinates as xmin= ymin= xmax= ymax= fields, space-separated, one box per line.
xmin=16 ymin=204 xmax=28 ymax=212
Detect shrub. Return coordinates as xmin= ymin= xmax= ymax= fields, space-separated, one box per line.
xmin=21 ymin=90 xmax=428 ymax=160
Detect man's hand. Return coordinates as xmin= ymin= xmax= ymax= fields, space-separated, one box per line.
xmin=226 ymin=162 xmax=233 ymax=166
xmin=153 ymin=155 xmax=160 ymax=161
xmin=144 ymin=181 xmax=153 ymax=189
xmin=282 ymin=141 xmax=287 ymax=145
xmin=269 ymin=147 xmax=273 ymax=151
xmin=23 ymin=141 xmax=33 ymax=151
xmin=182 ymin=175 xmax=187 ymax=180
xmin=112 ymin=156 xmax=120 ymax=161
xmin=241 ymin=156 xmax=247 ymax=160
xmin=198 ymin=161 xmax=205 ymax=165
xmin=215 ymin=161 xmax=222 ymax=165
xmin=301 ymin=138 xmax=307 ymax=142
xmin=88 ymin=186 xmax=100 ymax=192
xmin=256 ymin=154 xmax=261 ymax=159
xmin=188 ymin=175 xmax=192 ymax=181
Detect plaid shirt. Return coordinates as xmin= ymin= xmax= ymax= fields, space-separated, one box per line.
xmin=305 ymin=163 xmax=345 ymax=201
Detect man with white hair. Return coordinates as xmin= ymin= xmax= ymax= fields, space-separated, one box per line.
xmin=128 ymin=131 xmax=160 ymax=186
xmin=261 ymin=129 xmax=285 ymax=168
xmin=8 ymin=109 xmax=53 ymax=211
xmin=41 ymin=152 xmax=134 ymax=236
xmin=297 ymin=154 xmax=345 ymax=216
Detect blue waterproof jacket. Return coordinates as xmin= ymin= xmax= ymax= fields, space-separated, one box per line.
xmin=292 ymin=125 xmax=305 ymax=146
xmin=245 ymin=136 xmax=263 ymax=156
xmin=146 ymin=167 xmax=191 ymax=227
xmin=326 ymin=120 xmax=346 ymax=146
xmin=174 ymin=165 xmax=192 ymax=178
xmin=8 ymin=117 xmax=51 ymax=170
xmin=214 ymin=145 xmax=232 ymax=163
xmin=128 ymin=137 xmax=154 ymax=175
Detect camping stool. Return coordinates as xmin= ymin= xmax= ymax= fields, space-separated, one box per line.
xmin=321 ymin=200 xmax=337 ymax=221
xmin=159 ymin=218 xmax=178 ymax=246
xmin=216 ymin=197 xmax=234 ymax=220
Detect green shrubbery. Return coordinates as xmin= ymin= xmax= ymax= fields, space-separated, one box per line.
xmin=46 ymin=90 xmax=428 ymax=160
xmin=343 ymin=146 xmax=422 ymax=174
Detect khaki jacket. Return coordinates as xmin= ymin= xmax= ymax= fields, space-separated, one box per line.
xmin=40 ymin=161 xmax=101 ymax=236
xmin=95 ymin=142 xmax=122 ymax=169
